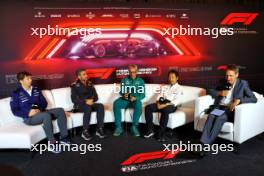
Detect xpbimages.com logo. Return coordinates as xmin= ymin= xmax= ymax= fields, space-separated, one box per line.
xmin=30 ymin=25 xmax=102 ymax=38
xmin=162 ymin=12 xmax=259 ymax=39
xmin=162 ymin=25 xmax=234 ymax=39
xmin=31 ymin=141 xmax=102 ymax=154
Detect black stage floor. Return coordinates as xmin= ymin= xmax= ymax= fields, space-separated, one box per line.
xmin=1 ymin=123 xmax=264 ymax=176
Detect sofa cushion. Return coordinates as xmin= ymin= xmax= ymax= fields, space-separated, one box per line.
xmin=42 ymin=90 xmax=56 ymax=110
xmin=94 ymin=84 xmax=120 ymax=104
xmin=0 ymin=123 xmax=46 ymax=149
xmin=166 ymin=107 xmax=194 ymax=129
xmin=196 ymin=114 xmax=234 ymax=133
xmin=253 ymin=92 xmax=264 ymax=100
xmin=180 ymin=86 xmax=205 ymax=108
xmin=141 ymin=84 xmax=161 ymax=104
xmin=51 ymin=87 xmax=74 ymax=111
xmin=0 ymin=97 xmax=23 ymax=127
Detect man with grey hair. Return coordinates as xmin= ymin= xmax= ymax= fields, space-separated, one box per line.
xmin=113 ymin=64 xmax=145 ymax=137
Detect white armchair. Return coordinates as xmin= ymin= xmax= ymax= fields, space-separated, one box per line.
xmin=194 ymin=93 xmax=264 ymax=144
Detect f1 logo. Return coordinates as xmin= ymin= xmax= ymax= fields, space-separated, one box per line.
xmin=121 ymin=150 xmax=180 ymax=166
xmin=221 ymin=13 xmax=258 ymax=25
xmin=85 ymin=68 xmax=115 ymax=79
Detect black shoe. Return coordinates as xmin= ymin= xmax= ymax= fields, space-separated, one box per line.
xmin=48 ymin=140 xmax=62 ymax=154
xmin=81 ymin=130 xmax=92 ymax=141
xmin=96 ymin=128 xmax=106 ymax=139
xmin=157 ymin=129 xmax=167 ymax=142
xmin=144 ymin=130 xmax=155 ymax=138
xmin=60 ymin=136 xmax=71 ymax=145
xmin=157 ymin=136 xmax=167 ymax=142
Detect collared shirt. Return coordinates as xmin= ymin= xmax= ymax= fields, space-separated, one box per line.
xmin=24 ymin=86 xmax=32 ymax=96
xmin=157 ymin=83 xmax=183 ymax=106
xmin=220 ymin=81 xmax=236 ymax=106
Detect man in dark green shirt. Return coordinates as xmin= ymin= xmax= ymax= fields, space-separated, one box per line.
xmin=113 ymin=64 xmax=145 ymax=137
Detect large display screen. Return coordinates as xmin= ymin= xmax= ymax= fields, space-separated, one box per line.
xmin=0 ymin=1 xmax=263 ymax=98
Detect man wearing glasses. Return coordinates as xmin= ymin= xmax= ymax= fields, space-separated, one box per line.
xmin=113 ymin=64 xmax=145 ymax=137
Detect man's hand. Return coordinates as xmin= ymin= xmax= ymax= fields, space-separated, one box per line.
xmin=219 ymin=90 xmax=229 ymax=97
xmin=229 ymin=99 xmax=241 ymax=111
xmin=86 ymin=99 xmax=94 ymax=106
xmin=65 ymin=111 xmax=71 ymax=118
xmin=157 ymin=102 xmax=168 ymax=110
xmin=28 ymin=109 xmax=40 ymax=117
xmin=130 ymin=96 xmax=136 ymax=102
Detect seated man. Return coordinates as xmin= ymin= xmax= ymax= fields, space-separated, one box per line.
xmin=71 ymin=69 xmax=105 ymax=141
xmin=144 ymin=69 xmax=183 ymax=141
xmin=200 ymin=64 xmax=257 ymax=146
xmin=10 ymin=71 xmax=70 ymax=154
xmin=113 ymin=64 xmax=145 ymax=137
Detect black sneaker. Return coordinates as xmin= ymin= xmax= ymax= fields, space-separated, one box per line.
xmin=144 ymin=130 xmax=155 ymax=138
xmin=96 ymin=128 xmax=106 ymax=138
xmin=157 ymin=136 xmax=167 ymax=142
xmin=81 ymin=130 xmax=92 ymax=141
xmin=157 ymin=131 xmax=167 ymax=142
xmin=60 ymin=136 xmax=71 ymax=145
xmin=48 ymin=140 xmax=62 ymax=154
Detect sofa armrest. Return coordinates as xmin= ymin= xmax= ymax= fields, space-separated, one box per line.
xmin=194 ymin=95 xmax=214 ymax=128
xmin=233 ymin=99 xmax=264 ymax=143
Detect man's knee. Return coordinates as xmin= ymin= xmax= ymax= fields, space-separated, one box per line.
xmin=145 ymin=104 xmax=154 ymax=112
xmin=82 ymin=105 xmax=92 ymax=114
xmin=51 ymin=107 xmax=64 ymax=115
xmin=56 ymin=107 xmax=64 ymax=113
xmin=42 ymin=113 xmax=52 ymax=122
xmin=96 ymin=103 xmax=104 ymax=112
xmin=98 ymin=103 xmax=104 ymax=109
xmin=133 ymin=100 xmax=142 ymax=110
xmin=207 ymin=114 xmax=217 ymax=121
xmin=161 ymin=107 xmax=171 ymax=115
xmin=218 ymin=114 xmax=228 ymax=121
xmin=113 ymin=98 xmax=122 ymax=108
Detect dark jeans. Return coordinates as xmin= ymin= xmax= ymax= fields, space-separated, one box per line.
xmin=145 ymin=103 xmax=177 ymax=133
xmin=78 ymin=103 xmax=105 ymax=130
xmin=200 ymin=109 xmax=234 ymax=144
xmin=24 ymin=108 xmax=68 ymax=141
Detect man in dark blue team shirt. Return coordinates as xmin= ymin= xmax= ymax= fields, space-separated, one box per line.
xmin=71 ymin=69 xmax=105 ymax=141
xmin=10 ymin=71 xmax=70 ymax=153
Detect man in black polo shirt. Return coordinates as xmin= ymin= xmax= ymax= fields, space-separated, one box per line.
xmin=71 ymin=69 xmax=105 ymax=141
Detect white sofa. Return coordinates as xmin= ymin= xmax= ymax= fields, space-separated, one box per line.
xmin=0 ymin=84 xmax=205 ymax=149
xmin=194 ymin=93 xmax=264 ymax=144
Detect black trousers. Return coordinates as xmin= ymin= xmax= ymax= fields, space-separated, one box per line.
xmin=200 ymin=110 xmax=234 ymax=144
xmin=78 ymin=103 xmax=105 ymax=130
xmin=145 ymin=103 xmax=177 ymax=132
